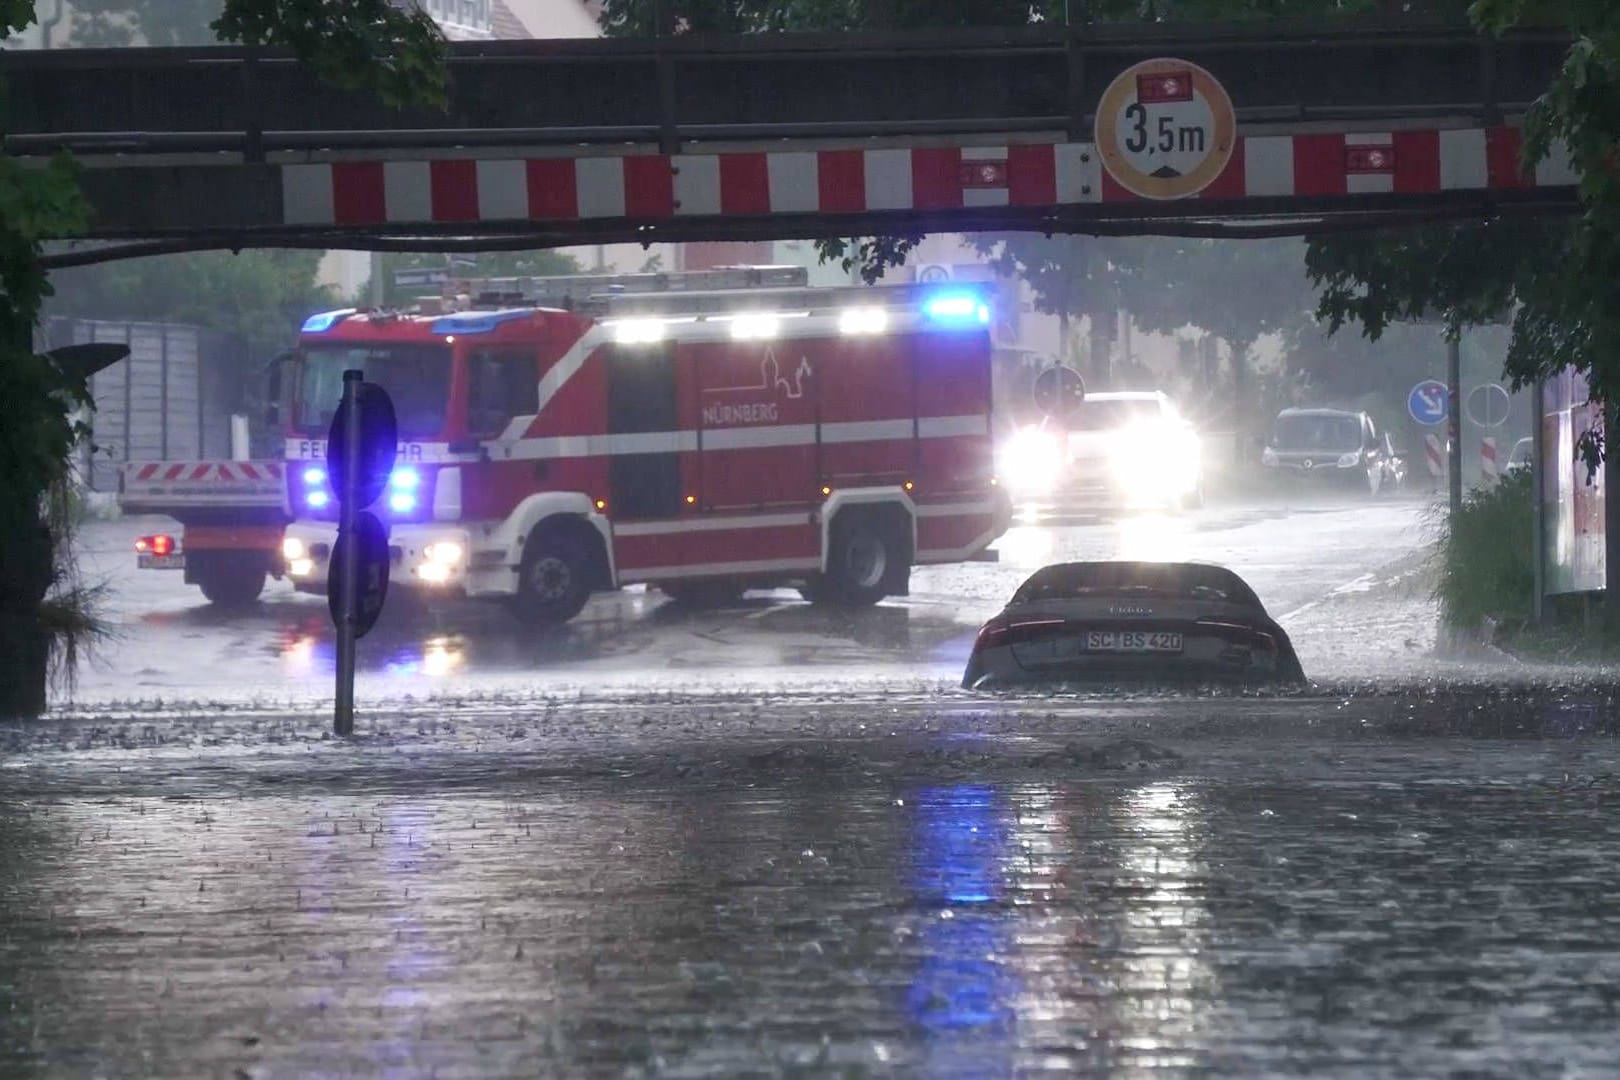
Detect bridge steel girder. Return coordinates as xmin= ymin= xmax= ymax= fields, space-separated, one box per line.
xmin=2 ymin=19 xmax=1578 ymax=250
xmin=3 ymin=21 xmax=1570 ymax=156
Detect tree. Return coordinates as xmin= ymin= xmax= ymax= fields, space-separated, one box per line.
xmin=1305 ymin=1 xmax=1620 ymax=464
xmin=0 ymin=0 xmax=447 ymax=719
xmin=46 ymin=250 xmax=337 ymax=353
xmin=967 ymin=233 xmax=1143 ymax=383
xmin=595 ymin=0 xmax=1466 ymax=35
xmin=69 ymin=0 xmax=224 ymax=46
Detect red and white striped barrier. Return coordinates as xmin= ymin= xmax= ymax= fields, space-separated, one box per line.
xmin=1425 ymin=433 xmax=1444 ymax=478
xmin=1481 ymin=436 xmax=1499 ymax=482
xmin=278 ymin=125 xmax=1580 ymax=228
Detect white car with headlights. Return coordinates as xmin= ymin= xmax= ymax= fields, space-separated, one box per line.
xmin=999 ymin=390 xmax=1202 ymax=509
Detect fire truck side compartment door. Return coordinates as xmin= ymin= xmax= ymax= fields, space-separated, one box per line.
xmin=605 ymin=343 xmax=682 ymax=520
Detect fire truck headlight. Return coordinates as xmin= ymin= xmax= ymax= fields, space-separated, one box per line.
xmin=306 ymin=489 xmax=330 ymax=510
xmin=998 ymin=427 xmax=1062 ymax=495
xmin=425 ymin=541 xmax=464 ymax=567
xmin=289 ymin=558 xmax=315 ymax=578
xmin=418 ymin=562 xmax=452 ymax=585
xmin=282 ymin=537 xmax=307 ymax=561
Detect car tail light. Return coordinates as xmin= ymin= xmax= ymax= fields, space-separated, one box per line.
xmin=135 ymin=534 xmax=176 ymax=556
xmin=976 ymin=616 xmax=1065 ymax=650
xmin=1196 ymin=617 xmax=1276 ymax=650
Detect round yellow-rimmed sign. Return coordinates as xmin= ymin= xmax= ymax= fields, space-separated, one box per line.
xmin=1095 ymin=58 xmax=1236 ymax=200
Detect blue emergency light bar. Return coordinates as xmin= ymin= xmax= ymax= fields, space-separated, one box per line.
xmin=300 ymin=309 xmax=356 ymax=334
xmin=428 ymin=310 xmax=532 ymax=336
xmin=923 ymin=290 xmax=992 ymax=326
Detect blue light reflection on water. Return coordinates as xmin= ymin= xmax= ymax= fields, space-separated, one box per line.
xmin=906 ymin=784 xmax=1020 ymax=1059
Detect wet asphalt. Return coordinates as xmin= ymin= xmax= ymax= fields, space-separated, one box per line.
xmin=4 ymin=494 xmax=1619 ymax=1076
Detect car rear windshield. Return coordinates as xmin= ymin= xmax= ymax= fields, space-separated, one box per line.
xmin=1272 ymin=413 xmax=1361 ymax=451
xmin=1011 ymin=563 xmax=1261 ymax=608
xmin=1069 ymin=398 xmax=1162 ymax=431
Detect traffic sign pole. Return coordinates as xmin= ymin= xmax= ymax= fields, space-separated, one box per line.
xmin=1447 ymin=336 xmax=1462 ymax=518
xmin=334 ymin=369 xmax=363 ymax=737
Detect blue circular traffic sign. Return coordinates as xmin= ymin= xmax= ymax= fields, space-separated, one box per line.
xmin=1407 ymin=379 xmax=1449 ymax=426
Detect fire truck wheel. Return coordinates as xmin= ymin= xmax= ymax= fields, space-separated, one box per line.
xmin=195 ymin=561 xmax=266 ymax=608
xmin=824 ymin=512 xmax=902 ymax=607
xmin=510 ymin=529 xmax=594 ymax=627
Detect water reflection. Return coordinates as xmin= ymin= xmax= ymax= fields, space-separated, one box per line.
xmin=907 ymin=785 xmax=1019 ymax=1071
xmin=1115 ymin=781 xmax=1214 ymax=1068
xmin=382 ymin=637 xmax=468 ymax=680
xmin=905 ymin=781 xmax=1215 ymax=1072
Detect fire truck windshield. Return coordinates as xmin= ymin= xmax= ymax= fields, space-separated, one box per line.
xmin=298 ymin=345 xmax=452 ymax=438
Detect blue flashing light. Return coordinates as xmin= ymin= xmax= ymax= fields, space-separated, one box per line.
xmin=924 ymin=291 xmax=992 ymax=327
xmin=306 ymin=489 xmax=330 ymax=509
xmin=388 ymin=466 xmax=420 ymax=491
xmin=301 ymin=309 xmax=355 ymax=334
xmin=388 ymin=492 xmax=418 ymax=514
xmin=302 ymin=467 xmax=326 ymax=487
xmin=428 ymin=310 xmax=532 ymax=336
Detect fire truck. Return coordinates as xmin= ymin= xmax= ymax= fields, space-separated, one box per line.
xmin=277 ymin=266 xmax=1011 ymax=626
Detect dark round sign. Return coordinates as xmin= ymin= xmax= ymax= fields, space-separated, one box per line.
xmin=326 ymin=380 xmax=399 ymax=510
xmin=1033 ymin=365 xmax=1086 ymax=420
xmin=327 ymin=510 xmax=391 ymax=639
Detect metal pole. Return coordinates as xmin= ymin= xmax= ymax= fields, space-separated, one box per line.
xmin=1447 ymin=333 xmax=1463 ymax=518
xmin=1605 ymin=401 xmax=1620 ymax=630
xmin=333 ymin=369 xmax=363 ymax=737
xmin=1532 ymin=377 xmax=1547 ymax=624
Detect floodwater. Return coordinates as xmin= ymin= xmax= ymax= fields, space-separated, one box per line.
xmin=6 ymin=494 xmax=1619 ymax=1075
xmin=4 ymin=698 xmax=1620 ymax=1077
xmin=68 ymin=496 xmax=1448 ymax=713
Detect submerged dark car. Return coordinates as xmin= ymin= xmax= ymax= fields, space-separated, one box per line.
xmin=962 ymin=560 xmax=1305 ymax=689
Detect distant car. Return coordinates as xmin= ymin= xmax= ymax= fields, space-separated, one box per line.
xmin=962 ymin=560 xmax=1305 ymax=689
xmin=997 ymin=389 xmax=1203 ymax=509
xmin=1506 ymin=436 xmax=1533 ymax=476
xmin=1262 ymin=407 xmax=1396 ymax=496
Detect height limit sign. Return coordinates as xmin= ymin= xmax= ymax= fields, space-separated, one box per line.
xmin=1095 ymin=59 xmax=1236 ymax=200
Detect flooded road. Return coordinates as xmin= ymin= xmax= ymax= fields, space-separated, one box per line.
xmin=68 ymin=495 xmax=1445 ymax=712
xmin=4 ymin=699 xmax=1620 ymax=1077
xmin=9 ymin=495 xmax=1619 ymax=1075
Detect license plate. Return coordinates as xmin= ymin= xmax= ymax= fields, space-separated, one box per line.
xmin=137 ymin=554 xmax=185 ymax=570
xmin=1085 ymin=630 xmax=1182 ymax=653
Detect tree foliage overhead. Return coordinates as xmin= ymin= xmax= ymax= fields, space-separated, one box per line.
xmin=595 ymin=0 xmax=1466 ymax=35
xmin=212 ymin=0 xmax=449 ymax=109
xmin=44 ymin=250 xmax=338 ymax=352
xmin=0 ymin=0 xmax=451 ymax=716
xmin=68 ymin=0 xmax=224 ymax=46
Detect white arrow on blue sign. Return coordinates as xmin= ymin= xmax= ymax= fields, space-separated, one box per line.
xmin=1407 ymin=379 xmax=1450 ymax=426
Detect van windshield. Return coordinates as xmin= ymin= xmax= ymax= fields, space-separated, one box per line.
xmin=1273 ymin=413 xmax=1361 ymax=452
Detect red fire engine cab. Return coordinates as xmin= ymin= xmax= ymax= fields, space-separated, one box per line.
xmin=278 ymin=266 xmax=1010 ymax=626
